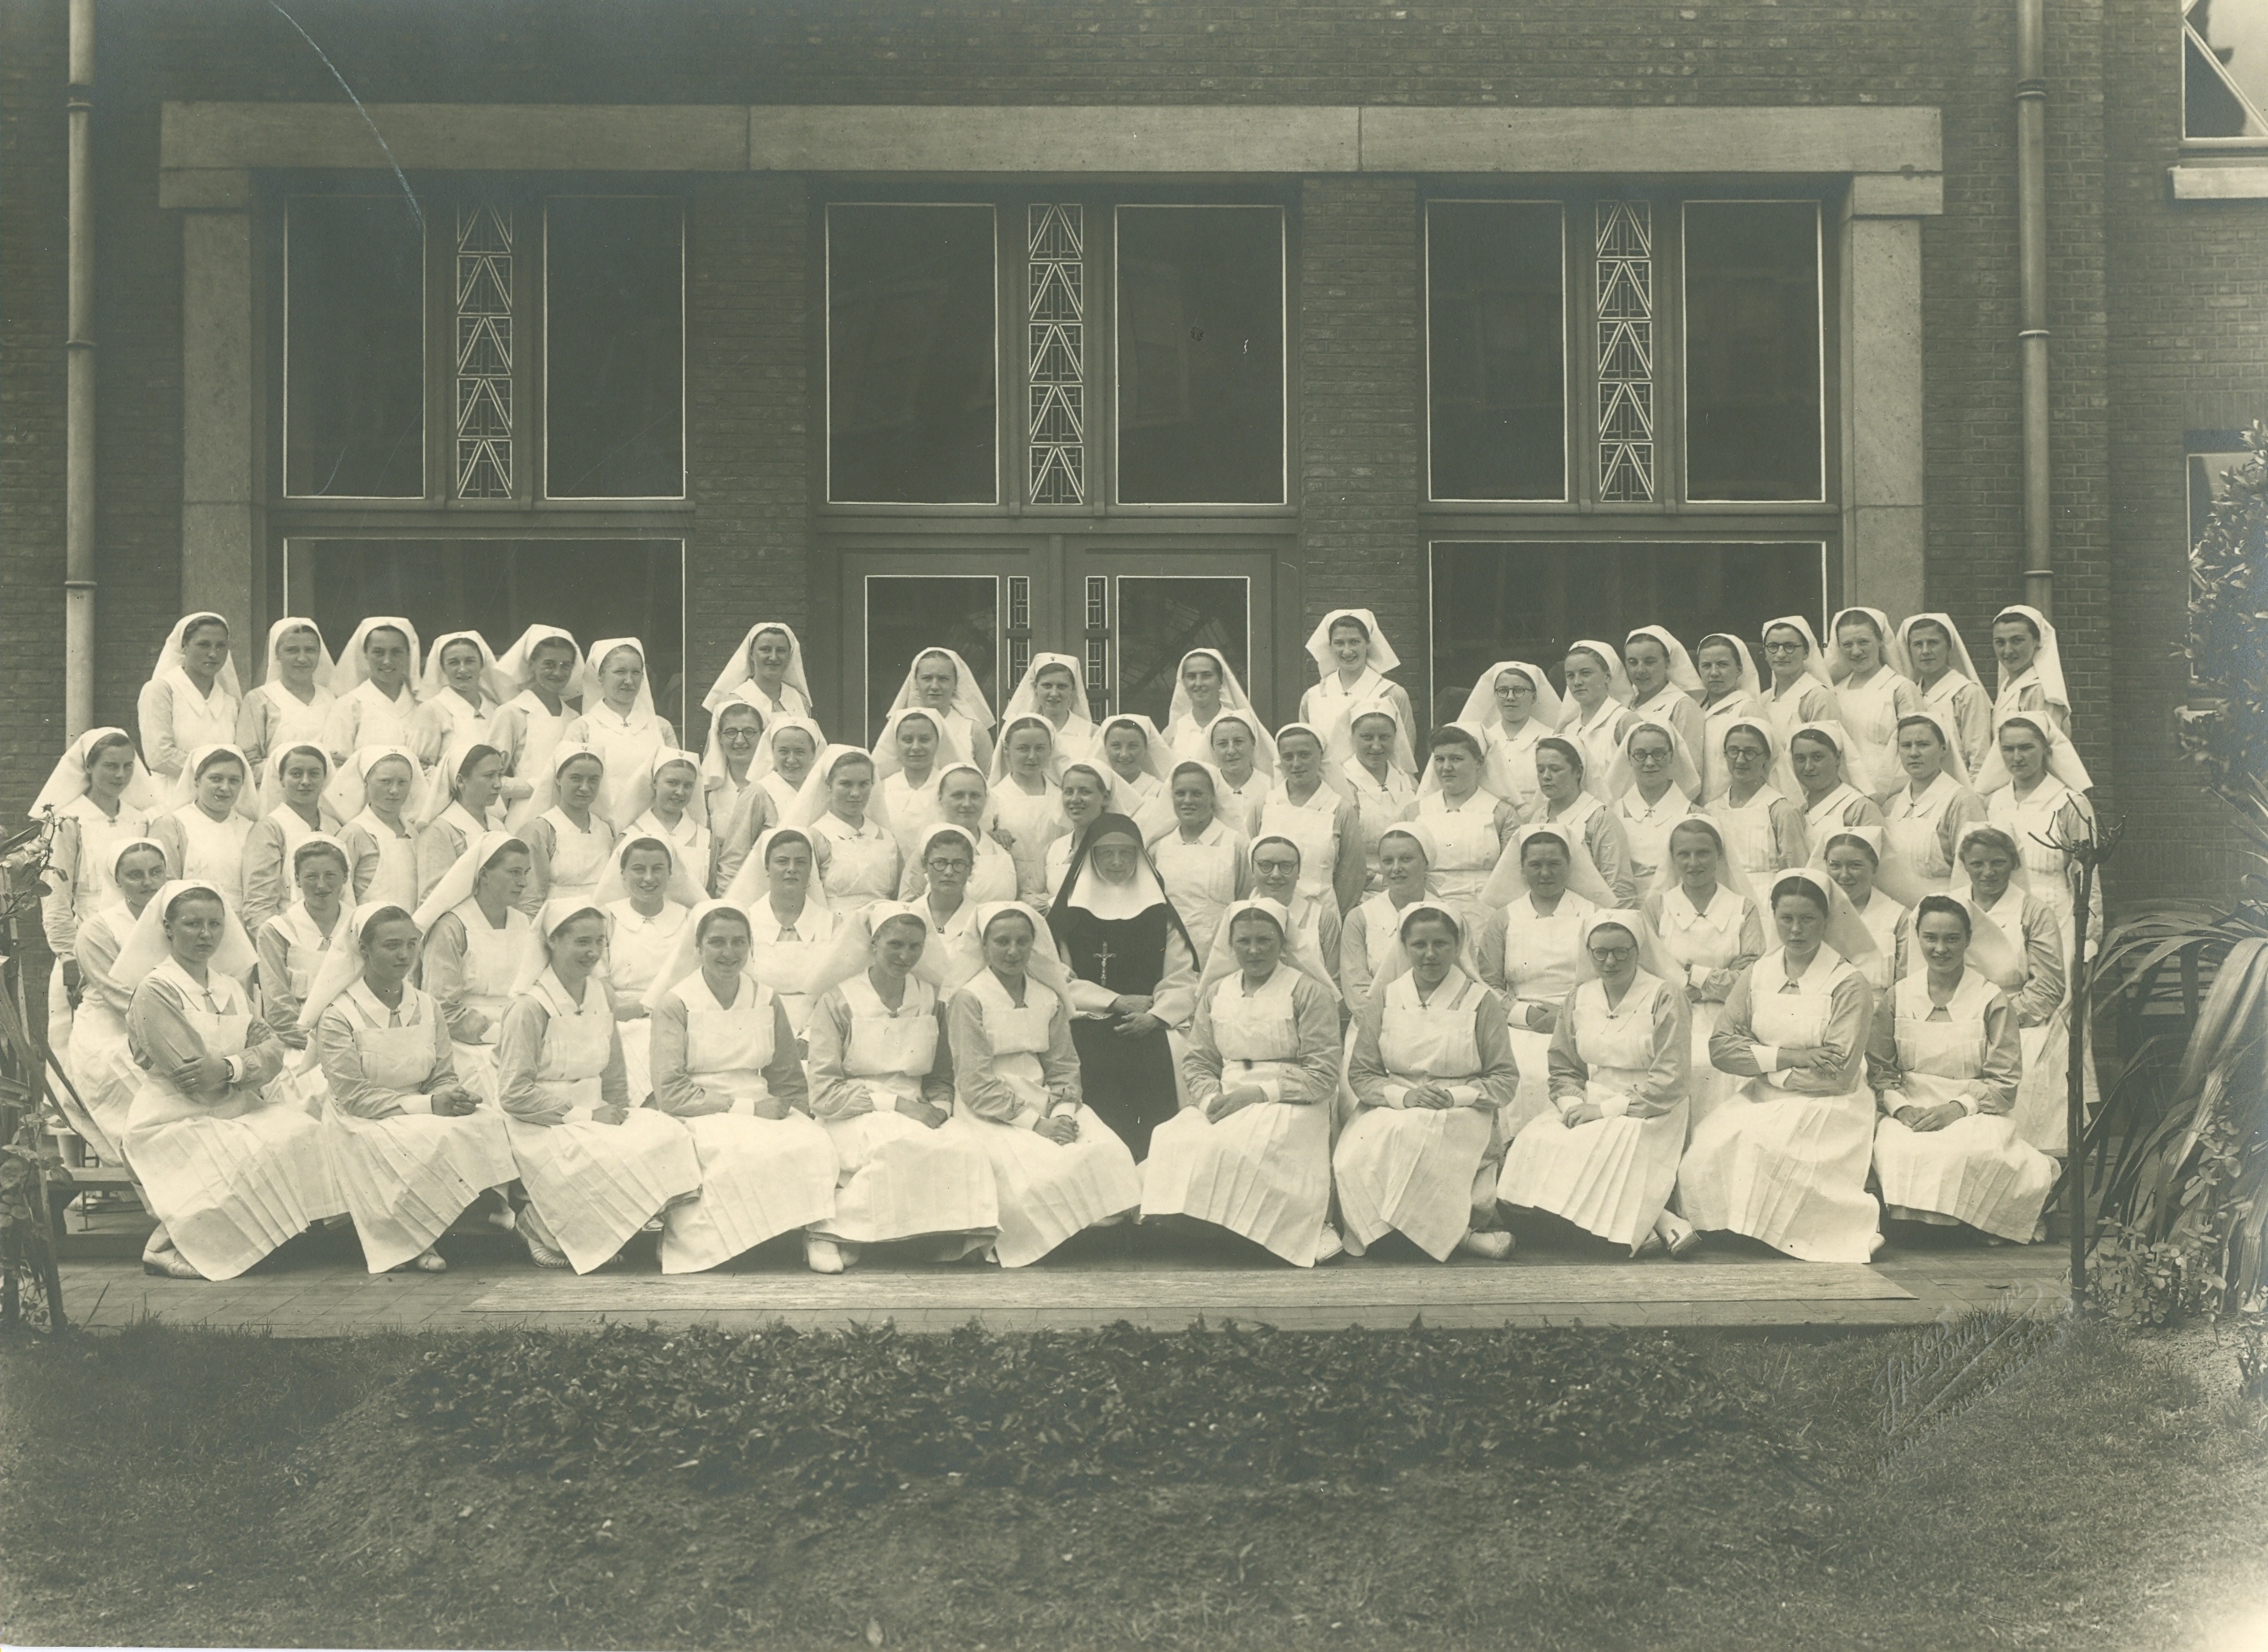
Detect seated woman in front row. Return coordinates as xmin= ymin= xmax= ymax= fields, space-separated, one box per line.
xmin=945 ymin=903 xmax=1143 ymax=1267
xmin=1497 ymin=915 xmax=1698 ymax=1258
xmin=1870 ymin=895 xmax=2056 ymax=1244
xmin=1340 ymin=903 xmax=1518 ymax=1261
xmin=1145 ymin=899 xmax=1343 ymax=1266
xmin=803 ymin=904 xmax=1001 ymax=1271
xmin=643 ymin=900 xmax=840 ymax=1275
xmin=306 ymin=902 xmax=516 ymax=1275
xmin=496 ymin=899 xmax=702 ymax=1272
xmin=1678 ymin=870 xmax=1883 ymax=1263
xmin=119 ymin=880 xmax=346 ymax=1280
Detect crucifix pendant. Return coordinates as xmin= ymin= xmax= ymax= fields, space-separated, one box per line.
xmin=1093 ymin=940 xmax=1114 ymax=987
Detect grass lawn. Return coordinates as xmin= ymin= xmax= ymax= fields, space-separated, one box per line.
xmin=3 ymin=1315 xmax=2263 ymax=1651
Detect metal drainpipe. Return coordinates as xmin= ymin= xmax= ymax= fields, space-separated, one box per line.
xmin=2017 ymin=0 xmax=2053 ymax=614
xmin=64 ymin=0 xmax=96 ymax=740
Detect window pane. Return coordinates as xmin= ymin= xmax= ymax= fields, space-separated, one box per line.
xmin=1116 ymin=206 xmax=1285 ymax=505
xmin=285 ymin=196 xmax=424 ymax=497
xmin=1113 ymin=575 xmax=1250 ymax=727
xmin=1428 ymin=541 xmax=1827 ymax=711
xmin=829 ymin=205 xmax=999 ymax=504
xmin=290 ymin=539 xmax=685 ymax=726
xmin=1428 ymin=203 xmax=1566 ymax=500
xmin=864 ymin=575 xmax=1000 ymax=741
xmin=1683 ymin=202 xmax=1822 ymax=502
xmin=546 ymin=197 xmax=685 ymax=498
xmin=2187 ymin=2 xmax=2268 ymax=137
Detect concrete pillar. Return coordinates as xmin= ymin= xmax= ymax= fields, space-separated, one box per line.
xmin=1839 ymin=180 xmax=1934 ymax=617
xmin=180 ymin=184 xmax=258 ymax=650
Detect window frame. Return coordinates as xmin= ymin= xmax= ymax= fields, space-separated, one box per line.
xmin=280 ymin=191 xmax=430 ymax=502
xmin=1422 ymin=197 xmax=1572 ymax=506
xmin=1678 ymin=197 xmax=1828 ymax=507
xmin=542 ymin=192 xmax=690 ymax=502
xmin=2182 ymin=0 xmax=2268 ymax=149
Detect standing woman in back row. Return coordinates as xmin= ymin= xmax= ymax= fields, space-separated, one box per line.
xmin=1990 ymin=605 xmax=2073 ymax=736
xmin=139 ymin=613 xmax=241 ymax=781
xmin=34 ymin=729 xmax=160 ymax=1051
xmin=324 ymin=618 xmax=424 ymax=770
xmin=564 ymin=637 xmax=678 ymax=829
xmin=487 ymin=625 xmax=584 ymax=830
xmin=890 ymin=647 xmax=997 ymax=778
xmin=236 ymin=618 xmax=335 ymax=771
xmin=1300 ymin=610 xmax=1419 ymax=778
xmin=413 ymin=632 xmax=507 ymax=771
xmin=1829 ymin=607 xmax=1921 ymax=796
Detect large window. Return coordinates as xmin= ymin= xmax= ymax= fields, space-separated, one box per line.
xmin=2186 ymin=0 xmax=2268 ymax=141
xmin=1682 ymin=202 xmax=1823 ymax=502
xmin=546 ymin=197 xmax=686 ymax=499
xmin=283 ymin=196 xmax=425 ymax=498
xmin=1425 ymin=202 xmax=1567 ymax=502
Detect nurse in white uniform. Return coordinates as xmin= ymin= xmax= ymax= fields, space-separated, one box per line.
xmin=1260 ymin=722 xmax=1366 ymax=915
xmin=1555 ymin=640 xmax=1633 ymax=799
xmin=1707 ymin=719 xmax=1808 ymax=885
xmin=1869 ymin=894 xmax=2056 ymax=1245
xmin=236 ymin=618 xmax=335 ymax=771
xmin=1949 ymin=823 xmax=2078 ymax=1154
xmin=487 ymin=624 xmax=584 ymax=830
xmin=413 ymin=631 xmax=507 ymax=771
xmin=1412 ymin=725 xmax=1519 ymax=911
xmin=1603 ymin=717 xmax=1700 ymax=888
xmin=873 ymin=707 xmax=967 ymax=862
xmin=1622 ymin=625 xmax=1708 ymax=763
xmin=1636 ymin=816 xmax=1766 ymax=1127
xmin=1498 ymin=912 xmax=1698 ymax=1256
xmin=32 ymin=728 xmax=159 ymax=1054
xmin=495 ymin=898 xmax=701 ymax=1272
xmin=1530 ymin=736 xmax=1636 ymax=908
xmin=1146 ymin=898 xmax=1343 ymax=1265
xmin=1989 ymin=604 xmax=2073 ymax=737
xmin=1757 ymin=615 xmax=1839 ymax=756
xmin=1339 ymin=710 xmax=1418 ymax=891
xmin=1829 ymin=607 xmax=1922 ymax=794
xmin=1148 ymin=762 xmax=1250 ymax=957
xmin=901 ymin=771 xmax=1018 ymax=904
xmin=1340 ymin=901 xmax=1519 ymax=1261
xmin=1001 ymin=651 xmax=1098 ymax=767
xmin=337 ymin=746 xmax=428 ymax=911
xmin=710 ymin=715 xmax=823 ymax=893
xmin=413 ymin=830 xmax=535 ymax=1104
xmin=621 ymin=749 xmax=712 ymax=895
xmin=803 ymin=903 xmax=1001 ymax=1269
xmin=1162 ymin=647 xmax=1259 ymax=769
xmin=59 ymin=839 xmax=171 ymax=1163
xmin=1339 ymin=822 xmax=1441 ymax=1009
xmin=413 ymin=740 xmax=510 ymax=906
xmin=1692 ymin=634 xmax=1766 ymax=802
xmin=595 ymin=833 xmax=701 ymax=1100
xmin=119 ymin=880 xmax=346 ymax=1279
xmin=720 ymin=826 xmax=845 ymax=1037
xmin=644 ymin=900 xmax=840 ymax=1274
xmin=1816 ymin=823 xmax=1915 ymax=993
xmin=1451 ymin=661 xmax=1561 ymax=824
xmin=1095 ymin=713 xmax=1178 ymax=841
xmin=1298 ymin=609 xmax=1420 ymax=778
xmin=563 ymin=637 xmax=679 ymax=830
xmin=323 ymin=618 xmax=424 ymax=779
xmin=1880 ymin=708 xmax=1988 ymax=895
xmin=887 ymin=647 xmax=998 ymax=777
xmin=242 ymin=742 xmax=344 ymax=933
xmin=1787 ymin=723 xmax=1884 ymax=843
xmin=1891 ymin=613 xmax=1994 ymax=779
xmin=988 ymin=716 xmax=1070 ymax=904
xmin=790 ymin=746 xmax=903 ymax=917
xmin=1680 ymin=868 xmax=1883 ymax=1263
xmin=1476 ymin=822 xmax=1611 ymax=1133
xmin=251 ymin=834 xmax=352 ymax=1111
xmin=520 ymin=744 xmax=617 ymax=914
xmin=305 ymin=901 xmax=517 ymax=1274
xmin=704 ymin=620 xmax=817 ymax=730
xmin=149 ymin=744 xmax=258 ymax=910
xmin=945 ymin=902 xmax=1143 ymax=1267
xmin=138 ymin=613 xmax=242 ymax=782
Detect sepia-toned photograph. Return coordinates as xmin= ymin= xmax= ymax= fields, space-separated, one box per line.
xmin=1 ymin=2 xmax=2265 ymax=1647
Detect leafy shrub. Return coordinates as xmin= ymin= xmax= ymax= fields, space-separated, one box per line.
xmin=402 ymin=1320 xmax=1766 ymax=1501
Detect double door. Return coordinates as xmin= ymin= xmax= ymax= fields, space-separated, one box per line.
xmin=834 ymin=540 xmax=1290 ymax=745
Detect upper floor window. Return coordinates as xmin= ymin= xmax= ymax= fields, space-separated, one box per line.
xmin=823 ymin=195 xmax=1288 ymax=510
xmin=2186 ymin=0 xmax=2268 ymax=141
xmin=1423 ymin=192 xmax=1826 ymax=507
xmin=278 ymin=186 xmax=686 ymax=503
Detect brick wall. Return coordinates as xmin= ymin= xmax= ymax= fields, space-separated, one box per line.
xmin=0 ymin=0 xmax=2249 ymax=918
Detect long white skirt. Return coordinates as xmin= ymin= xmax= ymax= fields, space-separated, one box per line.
xmin=2010 ymin=1014 xmax=2095 ymax=1156
xmin=60 ymin=1002 xmax=138 ymax=1162
xmin=618 ymin=1019 xmax=656 ymax=1106
xmin=812 ymin=1108 xmax=1000 ymax=1247
xmin=125 ymin=1103 xmax=347 ymax=1281
xmin=1505 ymin=1026 xmax=1555 ymax=1135
xmin=951 ymin=1106 xmax=1140 ymax=1268
xmin=322 ymin=1104 xmax=517 ymax=1272
xmin=450 ymin=1040 xmax=502 ymax=1106
xmin=1875 ymin=1111 xmax=2057 ymax=1242
xmin=1684 ymin=1000 xmax=1738 ymax=1129
xmin=1141 ymin=1100 xmax=1334 ymax=1267
xmin=1499 ymin=1098 xmax=1689 ymax=1251
xmin=506 ymin=1110 xmax=702 ymax=1274
xmin=659 ymin=1111 xmax=840 ymax=1274
xmin=1675 ymin=1079 xmax=1881 ymax=1263
xmin=1334 ymin=1105 xmax=1495 ymax=1261
xmin=264 ymin=1049 xmax=333 ymax=1119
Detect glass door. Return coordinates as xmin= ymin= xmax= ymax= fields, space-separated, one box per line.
xmin=1062 ymin=549 xmax=1281 ymax=728
xmin=839 ymin=547 xmax=1057 ymax=743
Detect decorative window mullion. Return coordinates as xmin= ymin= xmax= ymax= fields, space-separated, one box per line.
xmin=1594 ymin=197 xmax=1655 ymax=504
xmin=1028 ymin=202 xmax=1086 ymax=504
xmin=454 ymin=198 xmax=515 ymax=499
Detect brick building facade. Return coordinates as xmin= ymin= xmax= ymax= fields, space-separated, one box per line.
xmin=3 ymin=0 xmax=2263 ymax=917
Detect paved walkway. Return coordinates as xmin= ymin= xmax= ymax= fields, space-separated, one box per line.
xmin=53 ymin=1210 xmax=2070 ymax=1336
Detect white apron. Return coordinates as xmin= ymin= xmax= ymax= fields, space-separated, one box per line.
xmin=58 ymin=907 xmax=140 ymax=1161
xmin=1835 ymin=669 xmax=1906 ymax=793
xmin=951 ymin=971 xmax=1142 ymax=1267
xmin=1306 ymin=668 xmax=1407 ymax=772
xmin=1711 ymin=786 xmax=1791 ymax=885
xmin=1674 ymin=952 xmax=1880 ymax=1263
xmin=1872 ymin=973 xmax=2056 ymax=1242
xmin=1478 ymin=719 xmax=1544 ymax=821
xmin=1153 ymin=829 xmax=1242 ymax=956
xmin=169 ymin=675 xmax=242 ymax=753
xmin=1614 ymin=789 xmax=1689 ymax=886
xmin=574 ymin=707 xmax=669 ymax=830
xmin=990 ymin=784 xmax=1066 ymax=902
xmin=812 ymin=815 xmax=902 ymax=916
xmin=263 ymin=902 xmax=347 ymax=1117
xmin=1498 ymin=975 xmax=1688 ymax=1249
xmin=1561 ymin=700 xmax=1626 ymax=801
xmin=602 ymin=901 xmax=687 ymax=1102
xmin=341 ymin=681 xmax=420 ymax=752
xmin=1339 ymin=761 xmax=1415 ymax=889
xmin=1334 ymin=973 xmax=1497 ymax=1261
xmin=1259 ymin=788 xmax=1341 ymax=904
xmin=880 ymin=773 xmax=945 ymax=859
xmin=812 ymin=976 xmax=1000 ymax=1247
xmin=540 ymin=808 xmax=613 ymax=903
xmin=1968 ymin=892 xmax=2089 ymax=1156
xmin=504 ymin=975 xmax=701 ymax=1273
xmin=1417 ymin=795 xmax=1504 ymax=906
xmin=746 ymin=904 xmax=841 ymax=1034
xmin=167 ymin=804 xmax=252 ymax=910
xmin=1883 ymin=773 xmax=1963 ymax=892
xmin=445 ymin=899 xmax=526 ymax=1103
xmin=1140 ymin=968 xmax=1332 ymax=1266
xmin=1648 ymin=884 xmax=1752 ymax=1126
xmin=1804 ymin=783 xmax=1874 ymax=844
xmin=320 ymin=994 xmax=515 ymax=1272
xmin=1848 ymin=891 xmax=1905 ymax=994
xmin=498 ymin=691 xmax=570 ymax=830
xmin=348 ymin=809 xmax=419 ymax=910
xmin=123 ymin=964 xmax=345 ymax=1280
xmin=657 ymin=976 xmax=840 ymax=1273
xmin=62 ymin=795 xmax=154 ymax=909
xmin=1500 ymin=892 xmax=1598 ymax=1131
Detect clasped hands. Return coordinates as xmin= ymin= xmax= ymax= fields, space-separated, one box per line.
xmin=1107 ymin=993 xmax=1162 ymax=1039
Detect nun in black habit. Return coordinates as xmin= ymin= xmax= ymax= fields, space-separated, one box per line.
xmin=1045 ymin=812 xmax=1201 ymax=1160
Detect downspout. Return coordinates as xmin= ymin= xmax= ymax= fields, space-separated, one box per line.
xmin=2016 ymin=0 xmax=2053 ymax=614
xmin=64 ymin=0 xmax=96 ymax=739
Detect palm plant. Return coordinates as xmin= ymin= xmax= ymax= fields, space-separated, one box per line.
xmin=2088 ymin=422 xmax=2268 ymax=1322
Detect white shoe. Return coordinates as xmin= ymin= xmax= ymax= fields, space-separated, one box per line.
xmin=412 ymin=1247 xmax=449 ymax=1273
xmin=1458 ymin=1229 xmax=1515 ymax=1260
xmin=805 ymin=1236 xmax=848 ymax=1274
xmin=1313 ymin=1227 xmax=1345 ymax=1263
xmin=1339 ymin=1225 xmax=1367 ymax=1259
